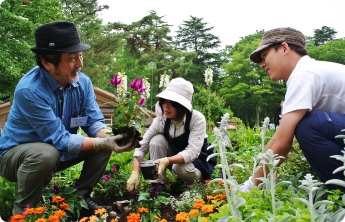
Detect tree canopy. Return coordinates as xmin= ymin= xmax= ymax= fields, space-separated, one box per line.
xmin=1 ymin=0 xmax=345 ymax=127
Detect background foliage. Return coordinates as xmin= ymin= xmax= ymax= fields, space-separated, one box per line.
xmin=0 ymin=0 xmax=344 ymax=126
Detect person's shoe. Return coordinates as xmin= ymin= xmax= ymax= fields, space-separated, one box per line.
xmin=80 ymin=193 xmax=112 ymax=217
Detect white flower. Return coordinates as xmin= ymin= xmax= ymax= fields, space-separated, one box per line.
xmin=117 ymin=72 xmax=127 ymax=98
xmin=204 ymin=67 xmax=213 ymax=86
xmin=159 ymin=72 xmax=170 ymax=89
xmin=143 ymin=77 xmax=150 ymax=99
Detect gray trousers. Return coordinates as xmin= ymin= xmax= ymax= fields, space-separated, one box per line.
xmin=149 ymin=134 xmax=202 ymax=184
xmin=0 ymin=142 xmax=111 ymax=214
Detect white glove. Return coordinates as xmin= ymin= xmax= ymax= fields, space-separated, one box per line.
xmin=238 ymin=176 xmax=254 ymax=192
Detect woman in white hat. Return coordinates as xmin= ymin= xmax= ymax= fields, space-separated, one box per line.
xmin=127 ymin=77 xmax=217 ymax=192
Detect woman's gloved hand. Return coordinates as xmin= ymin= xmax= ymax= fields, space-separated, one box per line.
xmin=153 ymin=157 xmax=169 ymax=176
xmin=126 ymin=171 xmax=139 ymax=191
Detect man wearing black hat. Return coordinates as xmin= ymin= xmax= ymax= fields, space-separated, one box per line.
xmin=0 ymin=21 xmax=137 ymax=215
xmin=240 ymin=27 xmax=345 ymax=192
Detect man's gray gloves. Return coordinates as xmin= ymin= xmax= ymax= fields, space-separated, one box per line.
xmin=94 ymin=134 xmax=137 ymax=153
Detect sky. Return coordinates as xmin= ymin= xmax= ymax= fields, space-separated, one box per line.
xmin=97 ymin=0 xmax=345 ymax=48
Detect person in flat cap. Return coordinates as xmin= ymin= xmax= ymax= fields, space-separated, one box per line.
xmin=0 ymin=21 xmax=138 ymax=215
xmin=240 ymin=27 xmax=345 ymax=192
xmin=126 ymin=77 xmax=217 ymax=192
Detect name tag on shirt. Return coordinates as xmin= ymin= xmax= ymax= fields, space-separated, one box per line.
xmin=70 ymin=116 xmax=88 ymax=128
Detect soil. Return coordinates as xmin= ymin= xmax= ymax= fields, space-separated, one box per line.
xmin=112 ymin=127 xmax=142 ymax=146
xmin=92 ymin=192 xmax=179 ymax=222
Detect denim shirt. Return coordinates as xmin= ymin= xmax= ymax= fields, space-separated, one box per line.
xmin=0 ymin=66 xmax=108 ymax=161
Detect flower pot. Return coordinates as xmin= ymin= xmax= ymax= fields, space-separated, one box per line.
xmin=139 ymin=160 xmax=158 ymax=180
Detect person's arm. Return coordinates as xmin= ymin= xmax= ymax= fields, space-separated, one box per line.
xmin=253 ymin=109 xmax=308 ymax=186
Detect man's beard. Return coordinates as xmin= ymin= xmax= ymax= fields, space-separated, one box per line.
xmin=69 ymin=68 xmax=81 ymax=84
xmin=69 ymin=75 xmax=79 ymax=83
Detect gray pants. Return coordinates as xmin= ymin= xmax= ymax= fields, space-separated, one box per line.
xmin=0 ymin=142 xmax=111 ymax=214
xmin=149 ymin=134 xmax=202 ymax=184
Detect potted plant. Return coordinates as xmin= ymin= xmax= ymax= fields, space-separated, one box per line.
xmin=109 ymin=72 xmax=149 ymax=143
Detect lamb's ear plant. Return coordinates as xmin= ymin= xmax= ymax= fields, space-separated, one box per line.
xmin=207 ymin=113 xmax=245 ymax=221
xmin=325 ymin=130 xmax=345 ymax=188
xmin=255 ymin=117 xmax=271 ymax=152
xmin=292 ymin=173 xmax=334 ymax=222
xmin=256 ymin=149 xmax=291 ymax=213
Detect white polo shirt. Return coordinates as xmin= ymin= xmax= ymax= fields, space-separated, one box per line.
xmin=283 ymin=56 xmax=345 ymax=115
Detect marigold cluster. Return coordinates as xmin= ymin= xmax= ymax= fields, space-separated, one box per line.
xmin=10 ymin=196 xmax=70 ymax=222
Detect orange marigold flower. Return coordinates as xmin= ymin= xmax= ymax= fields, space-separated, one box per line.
xmin=94 ymin=208 xmax=107 ymax=215
xmin=193 ymin=199 xmax=205 ymax=209
xmin=48 ymin=214 xmax=60 ymax=222
xmin=188 ymin=209 xmax=199 ymax=217
xmin=175 ymin=212 xmax=190 ymax=222
xmin=110 ymin=220 xmax=118 ymax=222
xmin=79 ymin=217 xmax=89 ymax=222
xmin=127 ymin=213 xmax=140 ymax=222
xmin=59 ymin=202 xmax=70 ymax=211
xmin=137 ymin=207 xmax=149 ymax=213
xmin=34 ymin=207 xmax=47 ymax=214
xmin=52 ymin=196 xmax=65 ymax=203
xmin=10 ymin=214 xmax=25 ymax=222
xmin=214 ymin=194 xmax=226 ymax=200
xmin=206 ymin=195 xmax=214 ymax=200
xmin=35 ymin=218 xmax=47 ymax=222
xmin=201 ymin=217 xmax=209 ymax=222
xmin=23 ymin=208 xmax=35 ymax=215
xmin=201 ymin=205 xmax=214 ymax=213
xmin=161 ymin=219 xmax=167 ymax=222
xmin=54 ymin=209 xmax=66 ymax=217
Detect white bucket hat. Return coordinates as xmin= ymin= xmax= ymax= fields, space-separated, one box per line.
xmin=156 ymin=77 xmax=193 ymax=111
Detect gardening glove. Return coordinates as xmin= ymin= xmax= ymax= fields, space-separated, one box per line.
xmin=94 ymin=134 xmax=137 ymax=153
xmin=238 ymin=176 xmax=254 ymax=192
xmin=126 ymin=171 xmax=139 ymax=191
xmin=153 ymin=157 xmax=169 ymax=177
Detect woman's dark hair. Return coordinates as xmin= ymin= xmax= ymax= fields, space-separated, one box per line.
xmin=158 ymin=98 xmax=189 ymax=120
xmin=34 ymin=52 xmax=62 ymax=69
xmin=272 ymin=43 xmax=308 ymax=57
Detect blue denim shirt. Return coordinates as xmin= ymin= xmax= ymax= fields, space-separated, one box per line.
xmin=0 ymin=66 xmax=108 ymax=161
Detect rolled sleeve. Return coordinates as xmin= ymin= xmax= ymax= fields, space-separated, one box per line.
xmin=68 ymin=134 xmax=84 ymax=154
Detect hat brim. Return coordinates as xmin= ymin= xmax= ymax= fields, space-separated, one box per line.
xmin=249 ymin=43 xmax=275 ymax=63
xmin=30 ymin=43 xmax=91 ymax=53
xmin=157 ymin=90 xmax=192 ymax=111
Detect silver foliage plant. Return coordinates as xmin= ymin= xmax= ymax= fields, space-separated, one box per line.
xmin=206 ymin=114 xmax=345 ymax=221
xmin=207 ymin=113 xmax=245 ymax=221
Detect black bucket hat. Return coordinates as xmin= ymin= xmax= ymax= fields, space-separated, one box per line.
xmin=250 ymin=27 xmax=306 ymax=63
xmin=30 ymin=21 xmax=91 ymax=53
